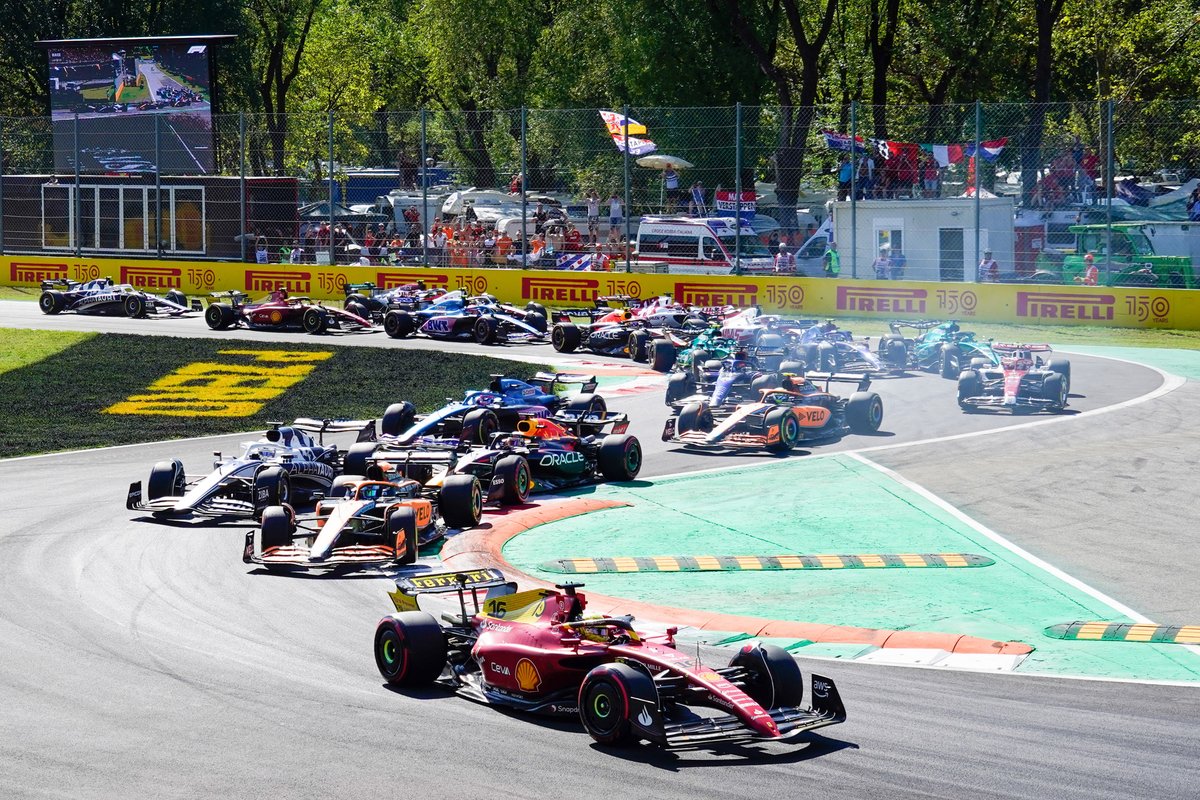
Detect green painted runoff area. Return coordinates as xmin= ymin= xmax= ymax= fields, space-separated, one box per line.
xmin=503 ymin=454 xmax=1200 ymax=682
xmin=1055 ymin=345 xmax=1200 ymax=381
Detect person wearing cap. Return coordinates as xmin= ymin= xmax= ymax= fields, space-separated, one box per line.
xmin=979 ymin=249 xmax=999 ymax=282
xmin=1077 ymin=252 xmax=1099 ymax=286
xmin=774 ymin=241 xmax=796 ymax=274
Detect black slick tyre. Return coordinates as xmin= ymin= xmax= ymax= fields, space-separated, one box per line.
xmin=940 ymin=345 xmax=961 ymax=379
xmin=302 ymin=307 xmax=326 ymax=334
xmin=846 ymin=391 xmax=884 ymax=433
xmin=727 ymin=643 xmax=804 ymax=709
xmin=494 ymin=455 xmax=532 ymax=505
xmin=382 ymin=401 xmax=417 ymax=437
xmin=204 ymin=303 xmax=235 ymax=330
xmin=39 ymin=290 xmax=66 ymax=314
xmin=473 ymin=315 xmax=499 ymax=345
xmin=460 ymin=408 xmax=499 ymax=445
xmin=259 ymin=505 xmax=296 ymax=550
xmin=147 ymin=460 xmax=185 ymax=500
xmin=578 ymin=666 xmax=640 ymax=745
xmin=123 ymin=294 xmax=146 ymax=318
xmin=374 ymin=612 xmax=447 ymax=686
xmin=387 ymin=507 xmax=419 ymax=565
xmin=384 ymin=310 xmax=415 ymax=338
xmin=764 ymin=407 xmax=800 ymax=453
xmin=957 ymin=371 xmax=983 ymax=408
xmin=439 ymin=475 xmax=483 ymax=528
xmin=597 ymin=435 xmax=642 ymax=481
xmin=552 ymin=324 xmax=582 ymax=353
xmin=650 ymin=340 xmax=677 ymax=372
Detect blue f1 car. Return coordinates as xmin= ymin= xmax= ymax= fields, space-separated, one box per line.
xmin=382 ymin=290 xmax=548 ymax=345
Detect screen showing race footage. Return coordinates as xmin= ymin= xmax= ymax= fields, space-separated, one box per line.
xmin=48 ymin=41 xmax=214 ymax=174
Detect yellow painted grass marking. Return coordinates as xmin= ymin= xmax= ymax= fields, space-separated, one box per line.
xmin=105 ymin=349 xmax=333 ymax=417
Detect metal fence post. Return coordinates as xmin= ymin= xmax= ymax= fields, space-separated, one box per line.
xmin=520 ymin=106 xmax=528 ymax=265
xmin=239 ymin=112 xmax=246 ymax=263
xmin=0 ymin=117 xmax=5 ymax=253
xmin=421 ymin=108 xmax=428 ymax=266
xmin=623 ymin=104 xmax=631 ymax=273
xmin=1105 ymin=99 xmax=1115 ymax=283
xmin=328 ymin=111 xmax=335 ymax=266
xmin=154 ymin=114 xmax=162 ymax=257
xmin=974 ymin=100 xmax=982 ymax=282
xmin=850 ymin=101 xmax=857 ymax=279
xmin=734 ymin=102 xmax=742 ymax=274
xmin=74 ymin=113 xmax=82 ymax=257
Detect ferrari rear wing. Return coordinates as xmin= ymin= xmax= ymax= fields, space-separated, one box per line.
xmin=387 ymin=568 xmax=515 ymax=617
xmin=993 ymin=342 xmax=1053 ymax=352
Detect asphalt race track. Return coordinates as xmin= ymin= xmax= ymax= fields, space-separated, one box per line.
xmin=2 ymin=299 xmax=1199 ymax=799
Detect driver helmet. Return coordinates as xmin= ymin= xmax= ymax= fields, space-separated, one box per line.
xmin=619 ymin=309 xmax=634 ymax=321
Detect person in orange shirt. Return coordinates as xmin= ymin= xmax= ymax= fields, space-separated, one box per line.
xmin=494 ymin=231 xmax=513 ymax=265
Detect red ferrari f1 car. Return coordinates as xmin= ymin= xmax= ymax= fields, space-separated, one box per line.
xmin=374 ymin=569 xmax=846 ymax=747
xmin=204 ymin=287 xmax=374 ymax=334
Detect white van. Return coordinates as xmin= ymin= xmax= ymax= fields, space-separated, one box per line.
xmin=634 ymin=217 xmax=775 ymax=274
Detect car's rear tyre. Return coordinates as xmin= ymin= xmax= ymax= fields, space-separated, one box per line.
xmin=342 ymin=442 xmax=379 ymax=477
xmin=382 ymin=401 xmax=417 ymax=437
xmin=665 ymin=372 xmax=697 ymax=405
xmin=564 ymin=393 xmax=606 ymax=420
xmin=473 ymin=315 xmax=499 ymax=345
xmin=551 ymin=323 xmax=582 ymax=353
xmin=523 ymin=311 xmax=548 ymax=332
xmin=147 ymin=460 xmax=185 ymax=500
xmin=123 ymin=294 xmax=147 ymax=318
xmin=764 ymin=407 xmax=801 ymax=453
xmin=750 ymin=373 xmax=781 ymax=398
xmin=204 ymin=303 xmax=235 ymax=330
xmin=957 ymin=370 xmax=983 ymax=408
xmin=676 ymin=403 xmax=714 ymax=434
xmin=649 ymin=340 xmax=677 ymax=372
xmin=728 ymin=643 xmax=805 ymax=709
xmin=461 ymin=408 xmax=499 ymax=445
xmin=1042 ymin=373 xmax=1068 ymax=410
xmin=940 ymin=345 xmax=961 ymax=379
xmin=579 ymin=666 xmax=640 ymax=745
xmin=627 ymin=330 xmax=650 ymax=362
xmin=254 ymin=466 xmax=291 ymax=512
xmin=439 ymin=475 xmax=483 ymax=529
xmin=38 ymin=290 xmax=66 ymax=314
xmin=879 ymin=333 xmax=907 ymax=368
xmin=494 ymin=455 xmax=532 ymax=505
xmin=387 ymin=507 xmax=419 ymax=565
xmin=384 ymin=310 xmax=415 ymax=338
xmin=302 ymin=307 xmax=326 ymax=334
xmin=846 ymin=391 xmax=884 ymax=433
xmin=259 ymin=505 xmax=296 ymax=550
xmin=374 ymin=612 xmax=447 ymax=687
xmin=598 ymin=434 xmax=642 ymax=481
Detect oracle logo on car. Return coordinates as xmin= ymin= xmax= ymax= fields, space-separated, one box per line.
xmin=1016 ymin=291 xmax=1115 ymax=321
xmin=674 ymin=282 xmax=759 ymax=307
xmin=10 ymin=261 xmax=68 ymax=283
xmin=836 ymin=286 xmax=927 ymax=314
xmin=121 ymin=265 xmax=181 ymax=290
xmin=522 ymin=276 xmax=600 ymax=303
xmin=245 ymin=270 xmax=311 ymax=293
xmin=376 ymin=271 xmax=450 ymax=289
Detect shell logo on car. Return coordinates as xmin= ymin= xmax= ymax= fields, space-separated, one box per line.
xmin=515 ymin=658 xmax=541 ymax=692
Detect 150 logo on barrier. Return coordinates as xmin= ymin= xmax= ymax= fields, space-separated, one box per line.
xmin=837 ymin=286 xmax=927 ymax=314
xmin=1016 ymin=291 xmax=1114 ymax=321
xmin=1125 ymin=295 xmax=1171 ymax=323
xmin=120 ymin=265 xmax=181 ymax=290
xmin=245 ymin=270 xmax=312 ymax=294
xmin=763 ymin=282 xmax=805 ymax=311
xmin=935 ymin=289 xmax=977 ymax=316
xmin=188 ymin=267 xmax=217 ymax=291
xmin=105 ymin=349 xmax=333 ymax=417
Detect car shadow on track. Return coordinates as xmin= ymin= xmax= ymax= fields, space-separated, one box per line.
xmin=594 ymin=731 xmax=858 ymax=768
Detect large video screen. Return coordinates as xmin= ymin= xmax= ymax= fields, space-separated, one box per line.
xmin=48 ymin=41 xmax=213 ymax=174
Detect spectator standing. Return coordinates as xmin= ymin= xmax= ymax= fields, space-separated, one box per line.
xmin=534 ymin=201 xmax=548 ymax=233
xmin=921 ymin=156 xmax=940 ymax=197
xmin=608 ymin=192 xmax=623 ymax=229
xmin=836 ymin=157 xmax=853 ymax=201
xmin=872 ymin=246 xmax=891 ymax=280
xmin=663 ymin=167 xmax=680 ymax=210
xmin=890 ymin=248 xmax=907 ymax=280
xmin=585 ymin=189 xmax=601 ymax=243
xmin=255 ymin=237 xmax=269 ymax=264
xmin=508 ymin=172 xmax=523 ymax=195
xmin=856 ymin=154 xmax=876 ymax=199
xmin=1077 ymin=252 xmax=1099 ymax=286
xmin=978 ymin=249 xmax=1000 ymax=282
xmin=774 ymin=243 xmax=796 ymax=274
xmin=823 ymin=242 xmax=841 ymax=278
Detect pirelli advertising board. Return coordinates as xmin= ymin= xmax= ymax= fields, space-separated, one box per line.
xmin=3 ymin=254 xmax=1195 ymax=330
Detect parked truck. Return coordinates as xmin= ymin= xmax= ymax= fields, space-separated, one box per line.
xmin=1037 ymin=222 xmax=1194 ymax=288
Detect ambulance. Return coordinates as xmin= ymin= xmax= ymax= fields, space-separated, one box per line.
xmin=633 ymin=216 xmax=776 ymax=274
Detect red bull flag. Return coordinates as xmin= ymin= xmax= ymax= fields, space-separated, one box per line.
xmin=599 ymin=111 xmax=657 ymax=156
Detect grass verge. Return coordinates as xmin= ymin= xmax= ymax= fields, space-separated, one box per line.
xmin=0 ymin=329 xmax=94 ymax=376
xmin=0 ymin=332 xmax=546 ymax=458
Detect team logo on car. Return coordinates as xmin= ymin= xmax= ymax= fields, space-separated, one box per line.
xmin=538 ymin=452 xmax=585 ymax=467
xmin=515 ymin=658 xmax=541 ymax=691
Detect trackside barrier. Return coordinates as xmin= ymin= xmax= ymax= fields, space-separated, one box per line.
xmin=3 ymin=254 xmax=1196 ymax=330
